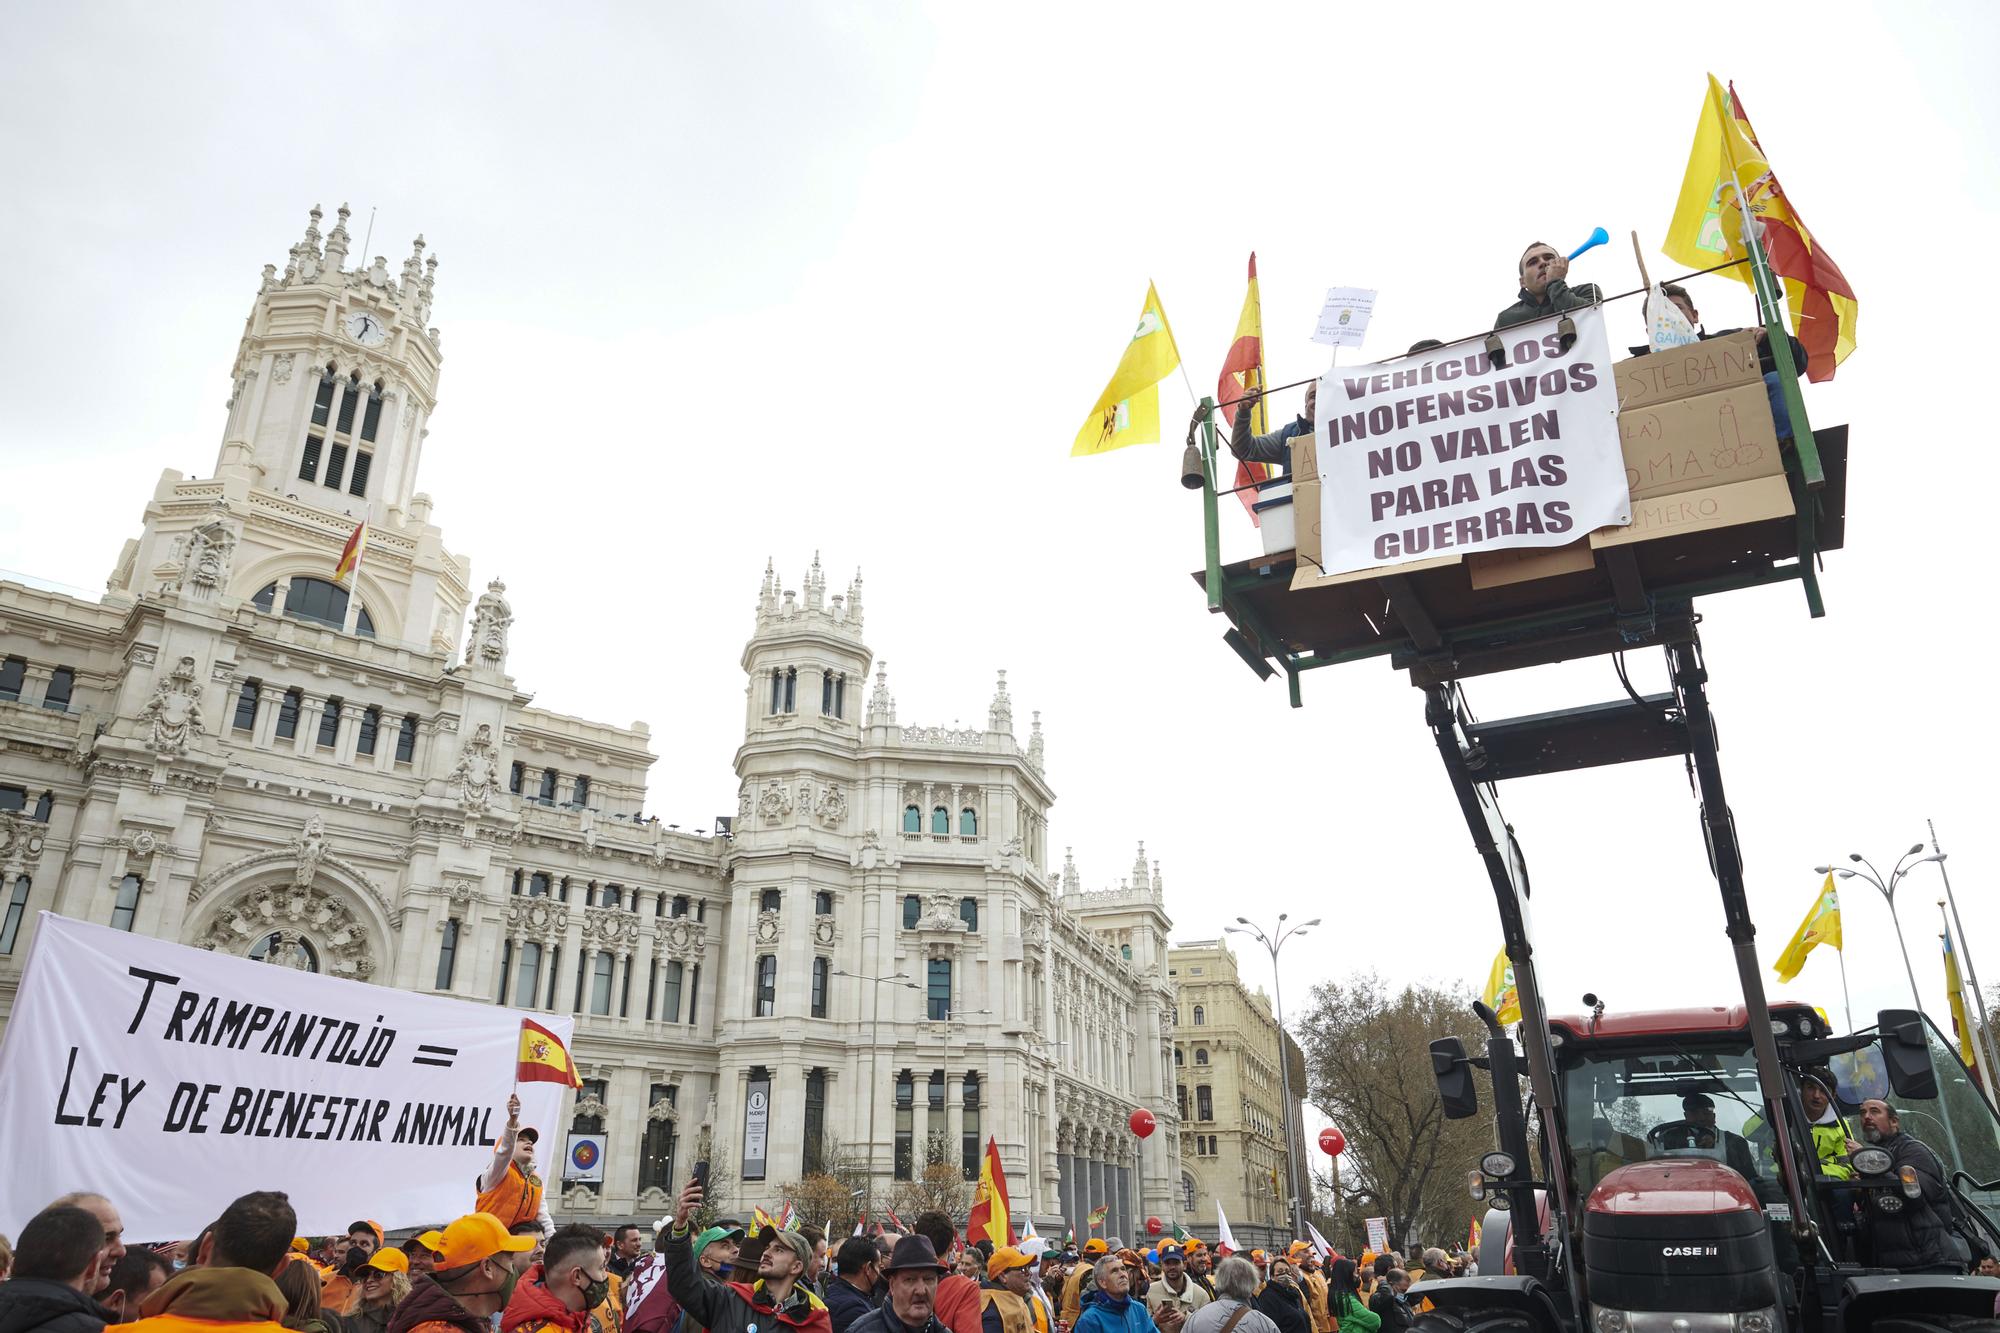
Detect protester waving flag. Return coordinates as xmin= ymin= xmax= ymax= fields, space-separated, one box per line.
xmin=1215 ymin=254 xmax=1270 ymax=520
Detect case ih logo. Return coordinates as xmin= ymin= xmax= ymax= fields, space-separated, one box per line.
xmin=1661 ymin=1245 xmax=1720 ymax=1257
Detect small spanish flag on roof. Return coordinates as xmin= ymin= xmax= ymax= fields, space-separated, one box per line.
xmin=516 ymin=1017 xmax=582 ymax=1087
xmin=335 ymin=520 xmax=367 ymax=584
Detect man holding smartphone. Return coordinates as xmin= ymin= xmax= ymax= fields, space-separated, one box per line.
xmin=660 ymin=1176 xmax=831 ymax=1333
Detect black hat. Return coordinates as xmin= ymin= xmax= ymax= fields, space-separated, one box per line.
xmin=1682 ymin=1093 xmax=1715 ymax=1111
xmin=881 ymin=1235 xmax=949 ymax=1274
xmin=517 ymin=1127 xmax=540 ymax=1143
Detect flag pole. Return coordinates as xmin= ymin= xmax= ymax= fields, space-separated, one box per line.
xmin=1712 ymin=79 xmax=1821 ymax=490
xmin=1932 ymin=818 xmax=2000 ymax=1084
xmin=1835 ymin=937 xmax=1854 ymax=1035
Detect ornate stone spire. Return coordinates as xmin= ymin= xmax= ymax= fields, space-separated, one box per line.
xmin=1062 ymin=846 xmax=1080 ymax=893
xmin=866 ymin=661 xmax=896 ymax=726
xmin=804 ymin=551 xmax=825 ymax=611
xmin=988 ymin=670 xmax=1013 ymax=734
xmin=1027 ymin=710 xmax=1045 ymax=769
xmin=401 ymin=234 xmax=426 ymax=298
xmin=323 ymin=202 xmax=352 ymax=275
xmin=1152 ymin=858 xmax=1164 ymax=900
xmin=1131 ymin=841 xmax=1149 ymax=890
xmin=416 ymin=251 xmax=438 ymax=325
xmin=285 ymin=203 xmax=324 ymax=283
xmin=846 ymin=569 xmax=864 ymax=628
xmin=757 ymin=558 xmax=777 ymax=619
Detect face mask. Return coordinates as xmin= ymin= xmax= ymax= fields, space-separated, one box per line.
xmin=581 ymin=1277 xmax=611 ymax=1311
xmin=497 ymin=1264 xmax=522 ymax=1306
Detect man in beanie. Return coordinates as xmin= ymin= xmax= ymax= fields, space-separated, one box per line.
xmin=660 ymin=1179 xmax=829 ymax=1333
xmin=847 ymin=1238 xmax=949 ymax=1333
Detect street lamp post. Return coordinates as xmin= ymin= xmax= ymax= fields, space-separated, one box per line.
xmin=1815 ymin=844 xmax=1942 ymax=1018
xmin=835 ymin=967 xmax=918 ymax=1201
xmin=1929 ymin=820 xmax=2000 ymax=1088
xmin=1226 ymin=913 xmax=1319 ymax=1242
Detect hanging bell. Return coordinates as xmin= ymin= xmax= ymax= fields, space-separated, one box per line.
xmin=1181 ymin=440 xmax=1206 ymax=490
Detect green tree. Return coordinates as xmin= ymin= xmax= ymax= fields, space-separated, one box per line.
xmin=1297 ymin=972 xmax=1500 ymax=1252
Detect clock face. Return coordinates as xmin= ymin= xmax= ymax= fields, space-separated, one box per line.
xmin=344 ymin=310 xmax=388 ymax=346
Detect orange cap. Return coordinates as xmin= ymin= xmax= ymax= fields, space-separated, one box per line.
xmin=1082 ymin=1239 xmax=1109 ymax=1256
xmin=987 ymin=1247 xmax=1034 ymax=1280
xmin=416 ymin=1214 xmax=537 ymax=1269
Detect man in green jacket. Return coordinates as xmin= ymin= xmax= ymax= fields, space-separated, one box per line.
xmin=1494 ymin=242 xmax=1602 ymax=331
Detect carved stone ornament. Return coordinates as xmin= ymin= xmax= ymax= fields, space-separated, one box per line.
xmin=637 ymin=1186 xmax=673 ymax=1210
xmin=507 ymin=897 xmax=569 ymax=942
xmin=442 ymin=877 xmax=479 ymax=909
xmin=572 ymin=1089 xmax=611 ymax=1122
xmin=813 ymin=782 xmax=848 ymax=828
xmin=0 ymin=812 xmax=47 ymax=866
xmin=737 ymin=784 xmax=752 ymax=821
xmin=194 ymin=883 xmax=376 ymax=979
xmin=466 ymin=580 xmax=513 ymax=671
xmin=273 ymin=352 xmax=295 ymax=384
xmin=562 ymin=1183 xmax=599 ymax=1208
xmin=660 ymin=918 xmax=706 ymax=961
xmin=756 ymin=779 xmax=791 ymax=824
xmin=754 ymin=908 xmax=781 ymax=945
xmin=812 ymin=915 xmax=837 ymax=948
xmin=449 ymin=724 xmax=500 ymax=815
xmin=917 ymin=892 xmax=966 ymax=933
xmin=290 ymin=815 xmax=329 ymax=889
xmin=582 ymin=904 xmax=641 ymax=951
xmin=646 ymin=1096 xmax=682 ymax=1125
xmin=173 ymin=522 xmax=236 ymax=596
xmin=140 ymin=656 xmax=206 ymax=758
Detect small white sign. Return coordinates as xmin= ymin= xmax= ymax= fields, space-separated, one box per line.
xmin=1313 ymin=287 xmax=1378 ymax=348
xmin=565 ymin=1132 xmax=607 ymax=1182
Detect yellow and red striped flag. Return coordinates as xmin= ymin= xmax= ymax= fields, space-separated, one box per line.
xmin=515 ymin=1018 xmax=581 ymax=1087
xmin=334 ymin=520 xmax=368 ymax=583
xmin=1664 ymin=76 xmax=1856 ymax=381
xmin=1215 ymin=253 xmax=1270 ymax=521
xmin=966 ymin=1136 xmax=1015 ymax=1247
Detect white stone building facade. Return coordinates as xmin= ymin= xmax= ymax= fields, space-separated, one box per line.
xmin=0 ymin=205 xmax=1182 ymax=1232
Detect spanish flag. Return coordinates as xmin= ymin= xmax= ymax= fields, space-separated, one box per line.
xmin=1071 ymin=283 xmax=1182 ymax=457
xmin=1086 ymin=1202 xmax=1108 ymax=1229
xmin=1772 ymin=874 xmax=1842 ymax=983
xmin=1215 ymin=254 xmax=1269 ymax=521
xmin=1664 ymin=76 xmax=1856 ymax=381
xmin=966 ymin=1136 xmax=1015 ymax=1247
xmin=1482 ymin=949 xmax=1522 ymax=1026
xmin=516 ymin=1017 xmax=582 ymax=1087
xmin=334 ymin=520 xmax=368 ymax=584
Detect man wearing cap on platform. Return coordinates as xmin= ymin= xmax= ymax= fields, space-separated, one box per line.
xmin=480 ymin=1096 xmax=556 ymax=1239
xmin=1494 ymin=241 xmax=1603 ymax=332
xmin=1058 ymin=1242 xmax=1107 ymax=1325
xmin=388 ymin=1215 xmax=537 ymax=1333
xmin=1143 ymin=1247 xmax=1205 ymax=1328
xmin=659 ymin=1178 xmax=829 ymax=1333
xmin=846 ymin=1238 xmax=950 ymax=1333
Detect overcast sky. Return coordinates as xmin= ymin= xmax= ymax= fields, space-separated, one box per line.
xmin=5 ymin=2 xmax=1997 ymax=1061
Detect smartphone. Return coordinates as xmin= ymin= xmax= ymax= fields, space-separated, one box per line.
xmin=692 ymin=1159 xmax=710 ymax=1193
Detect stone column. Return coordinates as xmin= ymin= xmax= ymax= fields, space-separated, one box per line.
xmin=252 ymin=688 xmax=280 ymax=748
xmin=334 ymin=705 xmax=363 ymax=764
xmin=294 ymin=695 xmax=324 ymax=755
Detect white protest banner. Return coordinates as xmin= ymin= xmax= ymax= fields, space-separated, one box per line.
xmin=1313 ymin=287 xmax=1377 ymax=348
xmin=1365 ymin=1216 xmax=1389 ymax=1254
xmin=1312 ymin=306 xmax=1629 ymax=575
xmin=0 ymin=914 xmax=572 ymax=1241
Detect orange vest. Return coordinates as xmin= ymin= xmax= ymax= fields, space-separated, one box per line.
xmin=980 ymin=1290 xmax=1030 ymax=1333
xmin=477 ymin=1160 xmax=544 ymax=1228
xmin=125 ymin=1316 xmax=291 ymax=1333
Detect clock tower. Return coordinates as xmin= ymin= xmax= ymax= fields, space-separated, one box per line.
xmin=215 ymin=202 xmax=443 ymax=525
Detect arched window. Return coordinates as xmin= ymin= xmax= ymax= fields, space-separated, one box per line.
xmin=253 ymin=578 xmax=375 ymax=637
xmin=1181 ymin=1173 xmax=1198 ymax=1211
xmin=1195 ymin=1048 xmax=1210 ymax=1065
xmin=959 ymin=807 xmax=977 ymax=836
xmin=902 ymin=895 xmax=921 ymax=930
xmin=1193 ymin=1005 xmax=1206 ymax=1026
xmin=930 ymin=806 xmax=949 ymax=836
xmin=111 ymin=874 xmax=142 ymax=931
xmin=959 ymin=897 xmax=979 ymax=933
xmin=250 ymin=931 xmax=320 ymax=972
xmin=760 ymin=888 xmax=782 ymax=913
xmin=903 ymin=805 xmax=921 ymax=834
xmin=1173 ymin=1047 xmax=1184 ymax=1066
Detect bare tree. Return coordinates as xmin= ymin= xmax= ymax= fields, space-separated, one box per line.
xmin=1296 ymin=972 xmax=1499 ymax=1251
xmin=781 ymin=1134 xmax=872 ymax=1234
xmin=885 ymin=1129 xmax=972 ymax=1224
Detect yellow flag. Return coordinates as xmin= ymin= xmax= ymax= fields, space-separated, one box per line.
xmin=1662 ymin=75 xmax=1856 ymax=382
xmin=1772 ymin=874 xmax=1842 ymax=983
xmin=1944 ymin=925 xmax=1979 ymax=1076
xmin=1071 ymin=283 xmax=1182 ymax=456
xmin=1482 ymin=949 xmax=1521 ymax=1026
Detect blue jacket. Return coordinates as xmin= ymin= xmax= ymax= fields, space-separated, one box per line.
xmin=1072 ymin=1294 xmax=1158 ymax=1333
xmin=823 ymin=1281 xmax=877 ymax=1333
